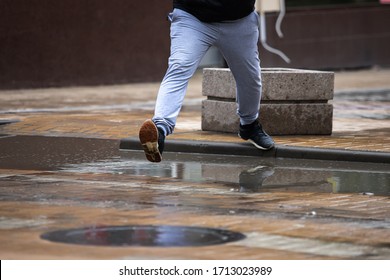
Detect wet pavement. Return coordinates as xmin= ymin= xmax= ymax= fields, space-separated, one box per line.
xmin=0 ymin=68 xmax=389 ymax=259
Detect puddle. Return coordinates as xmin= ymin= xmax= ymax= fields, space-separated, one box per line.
xmin=335 ymin=89 xmax=390 ymax=102
xmin=0 ymin=119 xmax=20 ymax=125
xmin=62 ymin=151 xmax=390 ymax=196
xmin=1 ymin=135 xmax=389 ymax=195
xmin=41 ymin=225 xmax=245 ymax=247
xmin=333 ymin=90 xmax=390 ymax=120
xmin=0 ymin=135 xmax=120 ymax=170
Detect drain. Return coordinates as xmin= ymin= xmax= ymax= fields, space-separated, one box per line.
xmin=40 ymin=225 xmax=246 ymax=247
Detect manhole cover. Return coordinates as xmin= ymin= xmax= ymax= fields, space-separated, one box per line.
xmin=41 ymin=225 xmax=246 ymax=247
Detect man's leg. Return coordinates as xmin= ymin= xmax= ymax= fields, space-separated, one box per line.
xmin=218 ymin=12 xmax=274 ymax=150
xmin=152 ymin=9 xmax=217 ymax=136
xmin=217 ymin=11 xmax=262 ymax=126
xmin=140 ymin=9 xmax=217 ymax=162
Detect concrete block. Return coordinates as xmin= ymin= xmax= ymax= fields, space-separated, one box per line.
xmin=202 ymin=100 xmax=333 ymax=135
xmin=201 ymin=67 xmax=334 ymax=135
xmin=202 ymin=68 xmax=334 ymax=101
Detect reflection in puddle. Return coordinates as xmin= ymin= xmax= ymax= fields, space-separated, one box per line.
xmin=238 ymin=166 xmax=274 ymax=193
xmin=62 ymin=151 xmax=390 ymax=196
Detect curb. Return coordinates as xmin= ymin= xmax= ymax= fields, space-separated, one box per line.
xmin=119 ymin=138 xmax=390 ymax=164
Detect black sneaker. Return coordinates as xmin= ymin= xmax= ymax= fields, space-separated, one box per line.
xmin=238 ymin=120 xmax=275 ymax=150
xmin=139 ymin=119 xmax=165 ymax=162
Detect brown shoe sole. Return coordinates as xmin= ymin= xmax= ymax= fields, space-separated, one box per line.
xmin=139 ymin=119 xmax=162 ymax=162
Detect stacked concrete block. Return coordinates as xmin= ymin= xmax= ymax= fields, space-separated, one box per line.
xmin=202 ymin=68 xmax=334 ymax=135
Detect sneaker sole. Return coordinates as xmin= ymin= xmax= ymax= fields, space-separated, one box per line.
xmin=238 ymin=134 xmax=274 ymax=151
xmin=247 ymin=139 xmax=274 ymax=150
xmin=139 ymin=119 xmax=162 ymax=162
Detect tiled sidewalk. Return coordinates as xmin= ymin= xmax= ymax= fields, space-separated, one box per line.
xmin=0 ymin=68 xmax=389 ymax=153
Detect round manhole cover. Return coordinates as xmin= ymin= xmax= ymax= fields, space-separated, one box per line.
xmin=41 ymin=225 xmax=246 ymax=247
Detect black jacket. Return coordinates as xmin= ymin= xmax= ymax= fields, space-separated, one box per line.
xmin=173 ymin=0 xmax=256 ymax=22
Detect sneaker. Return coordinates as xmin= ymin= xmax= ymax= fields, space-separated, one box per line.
xmin=238 ymin=120 xmax=275 ymax=150
xmin=139 ymin=119 xmax=165 ymax=162
xmin=239 ymin=166 xmax=275 ymax=192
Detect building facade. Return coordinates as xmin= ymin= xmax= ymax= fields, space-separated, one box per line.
xmin=0 ymin=0 xmax=389 ymax=89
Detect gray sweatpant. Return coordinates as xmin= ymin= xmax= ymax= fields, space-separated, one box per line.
xmin=153 ymin=8 xmax=262 ymax=136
